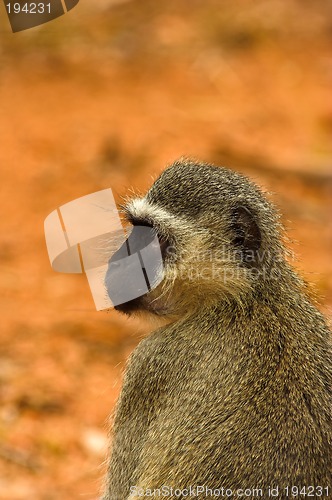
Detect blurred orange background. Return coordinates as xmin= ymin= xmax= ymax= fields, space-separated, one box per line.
xmin=0 ymin=1 xmax=331 ymax=498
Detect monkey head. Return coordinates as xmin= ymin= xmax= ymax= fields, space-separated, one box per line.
xmin=106 ymin=158 xmax=285 ymax=320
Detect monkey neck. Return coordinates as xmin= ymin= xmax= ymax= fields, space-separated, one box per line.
xmin=138 ymin=263 xmax=331 ymax=422
xmin=163 ymin=263 xmax=328 ymax=379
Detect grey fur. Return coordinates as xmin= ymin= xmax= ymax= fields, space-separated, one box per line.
xmin=102 ymin=159 xmax=332 ymax=500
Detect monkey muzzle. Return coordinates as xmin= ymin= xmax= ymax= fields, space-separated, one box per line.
xmin=44 ymin=189 xmax=164 ymax=311
xmin=105 ymin=224 xmax=164 ymax=309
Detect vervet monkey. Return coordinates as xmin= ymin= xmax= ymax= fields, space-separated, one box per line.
xmin=102 ymin=159 xmax=332 ymax=500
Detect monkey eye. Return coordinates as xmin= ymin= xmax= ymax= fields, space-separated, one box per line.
xmin=158 ymin=236 xmax=173 ymax=261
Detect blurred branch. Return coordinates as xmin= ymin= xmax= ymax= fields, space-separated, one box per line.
xmin=0 ymin=445 xmax=40 ymax=471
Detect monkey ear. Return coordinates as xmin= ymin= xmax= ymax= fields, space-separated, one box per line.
xmin=230 ymin=204 xmax=261 ymax=264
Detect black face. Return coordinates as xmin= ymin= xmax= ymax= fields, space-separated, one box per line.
xmin=114 ymin=297 xmax=142 ymax=314
xmin=105 ymin=222 xmax=164 ymax=314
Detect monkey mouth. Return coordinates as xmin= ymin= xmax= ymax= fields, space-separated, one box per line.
xmin=114 ymin=291 xmax=170 ymax=317
xmin=114 ymin=297 xmax=142 ymax=315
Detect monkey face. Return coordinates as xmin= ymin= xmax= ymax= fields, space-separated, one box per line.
xmin=105 ymin=202 xmax=253 ymax=319
xmin=106 ymin=160 xmax=283 ymax=319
